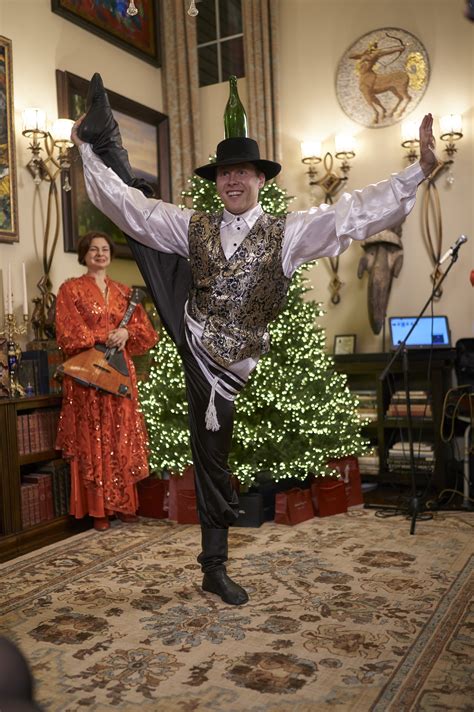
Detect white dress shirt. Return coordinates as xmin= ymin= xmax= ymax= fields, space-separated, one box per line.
xmin=80 ymin=143 xmax=425 ymax=388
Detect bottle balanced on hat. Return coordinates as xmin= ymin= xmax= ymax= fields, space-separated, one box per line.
xmin=224 ymin=75 xmax=248 ymax=138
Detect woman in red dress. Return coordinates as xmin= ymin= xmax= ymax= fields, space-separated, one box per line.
xmin=55 ymin=231 xmax=158 ymax=531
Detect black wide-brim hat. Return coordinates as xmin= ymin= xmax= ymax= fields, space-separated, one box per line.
xmin=194 ymin=137 xmax=281 ymax=182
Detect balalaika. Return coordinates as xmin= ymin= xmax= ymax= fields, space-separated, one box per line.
xmin=56 ymin=288 xmax=146 ymax=398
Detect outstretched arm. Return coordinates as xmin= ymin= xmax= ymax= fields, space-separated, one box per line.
xmin=71 ymin=118 xmax=192 ymax=258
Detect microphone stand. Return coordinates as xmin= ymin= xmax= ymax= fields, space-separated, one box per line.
xmin=379 ymin=245 xmax=462 ymax=535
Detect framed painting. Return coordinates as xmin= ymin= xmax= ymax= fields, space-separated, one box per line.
xmin=0 ymin=36 xmax=19 ymax=243
xmin=56 ymin=70 xmax=170 ymax=259
xmin=334 ymin=334 xmax=356 ymax=355
xmin=51 ymin=0 xmax=161 ymax=67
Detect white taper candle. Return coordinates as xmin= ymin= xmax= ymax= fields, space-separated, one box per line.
xmin=7 ymin=263 xmax=12 ymax=314
xmin=22 ymin=262 xmax=28 ymax=316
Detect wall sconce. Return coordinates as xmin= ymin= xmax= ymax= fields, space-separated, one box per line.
xmin=301 ymin=134 xmax=356 ymax=204
xmin=401 ymin=114 xmax=463 ymax=298
xmin=22 ymin=109 xmax=74 ymax=192
xmin=401 ymin=114 xmax=463 ymax=181
xmin=22 ymin=109 xmax=75 ymax=342
xmin=301 ymin=134 xmax=356 ymax=305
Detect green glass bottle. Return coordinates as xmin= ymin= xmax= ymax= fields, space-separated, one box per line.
xmin=223 ymin=75 xmax=248 ymax=138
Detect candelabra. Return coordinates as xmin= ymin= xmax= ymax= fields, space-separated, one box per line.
xmin=0 ymin=313 xmax=29 ymax=397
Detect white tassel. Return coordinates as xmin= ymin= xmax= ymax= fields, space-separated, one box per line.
xmin=205 ymin=377 xmax=220 ymax=431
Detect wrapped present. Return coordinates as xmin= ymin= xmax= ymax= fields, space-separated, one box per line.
xmin=137 ymin=477 xmax=169 ymax=519
xmin=176 ymin=489 xmax=200 ymax=524
xmin=167 ymin=465 xmax=195 ymax=521
xmin=234 ymin=492 xmax=264 ymax=528
xmin=311 ymin=478 xmax=347 ymax=517
xmin=274 ymin=488 xmax=314 ymax=526
xmin=327 ymin=456 xmax=363 ymax=508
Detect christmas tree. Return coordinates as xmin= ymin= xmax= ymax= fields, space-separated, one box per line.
xmin=138 ymin=170 xmax=368 ymax=484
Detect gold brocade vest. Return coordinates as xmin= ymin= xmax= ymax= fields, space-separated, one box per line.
xmin=188 ymin=211 xmax=290 ymax=367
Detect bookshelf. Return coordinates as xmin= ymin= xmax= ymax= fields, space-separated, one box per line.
xmin=333 ymin=349 xmax=456 ymax=490
xmin=0 ymin=395 xmax=87 ymax=562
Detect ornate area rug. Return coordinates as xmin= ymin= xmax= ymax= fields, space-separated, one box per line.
xmin=0 ymin=510 xmax=473 ymax=711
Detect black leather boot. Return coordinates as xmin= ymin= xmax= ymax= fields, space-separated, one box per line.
xmin=199 ymin=528 xmax=249 ymax=605
xmin=77 ymin=72 xmax=154 ymax=197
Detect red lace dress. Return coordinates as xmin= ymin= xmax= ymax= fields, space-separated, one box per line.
xmin=55 ymin=275 xmax=158 ymax=518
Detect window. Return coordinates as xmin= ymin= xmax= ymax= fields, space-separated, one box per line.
xmin=197 ymin=0 xmax=245 ymax=87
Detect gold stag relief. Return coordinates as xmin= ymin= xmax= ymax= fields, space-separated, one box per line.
xmin=336 ymin=29 xmax=430 ymax=128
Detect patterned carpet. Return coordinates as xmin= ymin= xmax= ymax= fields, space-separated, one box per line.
xmin=0 ymin=510 xmax=473 ymax=711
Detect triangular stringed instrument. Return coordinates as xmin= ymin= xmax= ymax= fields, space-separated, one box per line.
xmin=56 ymin=287 xmax=146 ymax=398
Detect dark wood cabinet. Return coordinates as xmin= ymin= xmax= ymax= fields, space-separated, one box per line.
xmin=333 ymin=350 xmax=456 ymax=490
xmin=0 ymin=395 xmax=87 ymax=562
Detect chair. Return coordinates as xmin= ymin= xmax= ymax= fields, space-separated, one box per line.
xmin=442 ymin=338 xmax=474 ymax=507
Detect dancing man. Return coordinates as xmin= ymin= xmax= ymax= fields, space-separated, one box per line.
xmin=72 ymin=74 xmax=437 ymax=605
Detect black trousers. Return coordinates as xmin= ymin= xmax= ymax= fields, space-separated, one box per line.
xmin=127 ymin=241 xmax=239 ymax=572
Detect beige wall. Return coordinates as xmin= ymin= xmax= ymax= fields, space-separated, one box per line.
xmin=278 ymin=0 xmax=474 ymax=353
xmin=1 ymin=0 xmax=473 ymax=353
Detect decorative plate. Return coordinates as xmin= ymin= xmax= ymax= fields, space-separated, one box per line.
xmin=335 ymin=27 xmax=430 ymax=128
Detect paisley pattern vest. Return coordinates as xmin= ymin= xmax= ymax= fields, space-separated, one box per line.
xmin=188 ymin=211 xmax=290 ymax=367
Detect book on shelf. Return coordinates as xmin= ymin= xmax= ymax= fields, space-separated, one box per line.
xmin=38 ymin=459 xmax=70 ymax=517
xmin=20 ymin=482 xmax=41 ymax=528
xmin=386 ymin=404 xmax=433 ymax=417
xmin=46 ymin=347 xmax=64 ymax=395
xmin=358 ymin=448 xmax=380 ymax=475
xmin=387 ymin=440 xmax=435 ymax=473
xmin=387 ymin=390 xmax=432 ymax=418
xmin=352 ymin=390 xmax=378 ymax=421
xmin=16 ymin=408 xmax=60 ymax=455
xmin=23 ymin=473 xmax=55 ymax=523
xmin=18 ymin=346 xmax=64 ymax=396
xmin=19 ymin=351 xmax=50 ymax=395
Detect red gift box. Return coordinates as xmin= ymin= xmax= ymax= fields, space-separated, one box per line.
xmin=274 ymin=488 xmax=314 ymax=526
xmin=137 ymin=477 xmax=169 ymax=519
xmin=167 ymin=465 xmax=196 ymax=521
xmin=311 ymin=479 xmax=347 ymax=517
xmin=327 ymin=456 xmax=363 ymax=508
xmin=176 ymin=489 xmax=200 ymax=524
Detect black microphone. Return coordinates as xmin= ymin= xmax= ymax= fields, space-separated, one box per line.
xmin=438 ymin=234 xmax=468 ymax=265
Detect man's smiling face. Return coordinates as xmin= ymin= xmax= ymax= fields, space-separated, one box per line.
xmin=216 ymin=162 xmax=265 ymax=215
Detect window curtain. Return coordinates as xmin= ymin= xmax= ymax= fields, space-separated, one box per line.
xmin=161 ymin=0 xmax=201 ymax=201
xmin=242 ymin=0 xmax=281 ymax=164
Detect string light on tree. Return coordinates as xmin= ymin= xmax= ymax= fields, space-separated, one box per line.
xmin=139 ymin=172 xmax=368 ymax=485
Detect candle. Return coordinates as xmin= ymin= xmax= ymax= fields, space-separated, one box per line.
xmin=2 ymin=270 xmax=7 ymax=315
xmin=7 ymin=263 xmax=12 ymax=314
xmin=22 ymin=262 xmax=28 ymax=316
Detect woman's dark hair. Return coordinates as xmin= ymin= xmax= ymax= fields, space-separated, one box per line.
xmin=77 ymin=231 xmax=115 ymax=265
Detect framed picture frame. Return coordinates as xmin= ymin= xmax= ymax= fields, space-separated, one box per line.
xmin=51 ymin=0 xmax=161 ymax=67
xmin=0 ymin=36 xmax=19 ymax=243
xmin=56 ymin=69 xmax=171 ymax=259
xmin=334 ymin=334 xmax=356 ymax=355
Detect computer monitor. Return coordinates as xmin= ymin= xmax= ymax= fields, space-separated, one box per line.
xmin=389 ymin=315 xmax=451 ymax=350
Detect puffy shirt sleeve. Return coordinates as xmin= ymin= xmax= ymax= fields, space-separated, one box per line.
xmin=79 ymin=143 xmax=191 ymax=258
xmin=55 ymin=281 xmax=96 ymax=356
xmin=282 ymin=161 xmax=425 ymax=277
xmin=125 ymin=303 xmax=159 ymax=356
